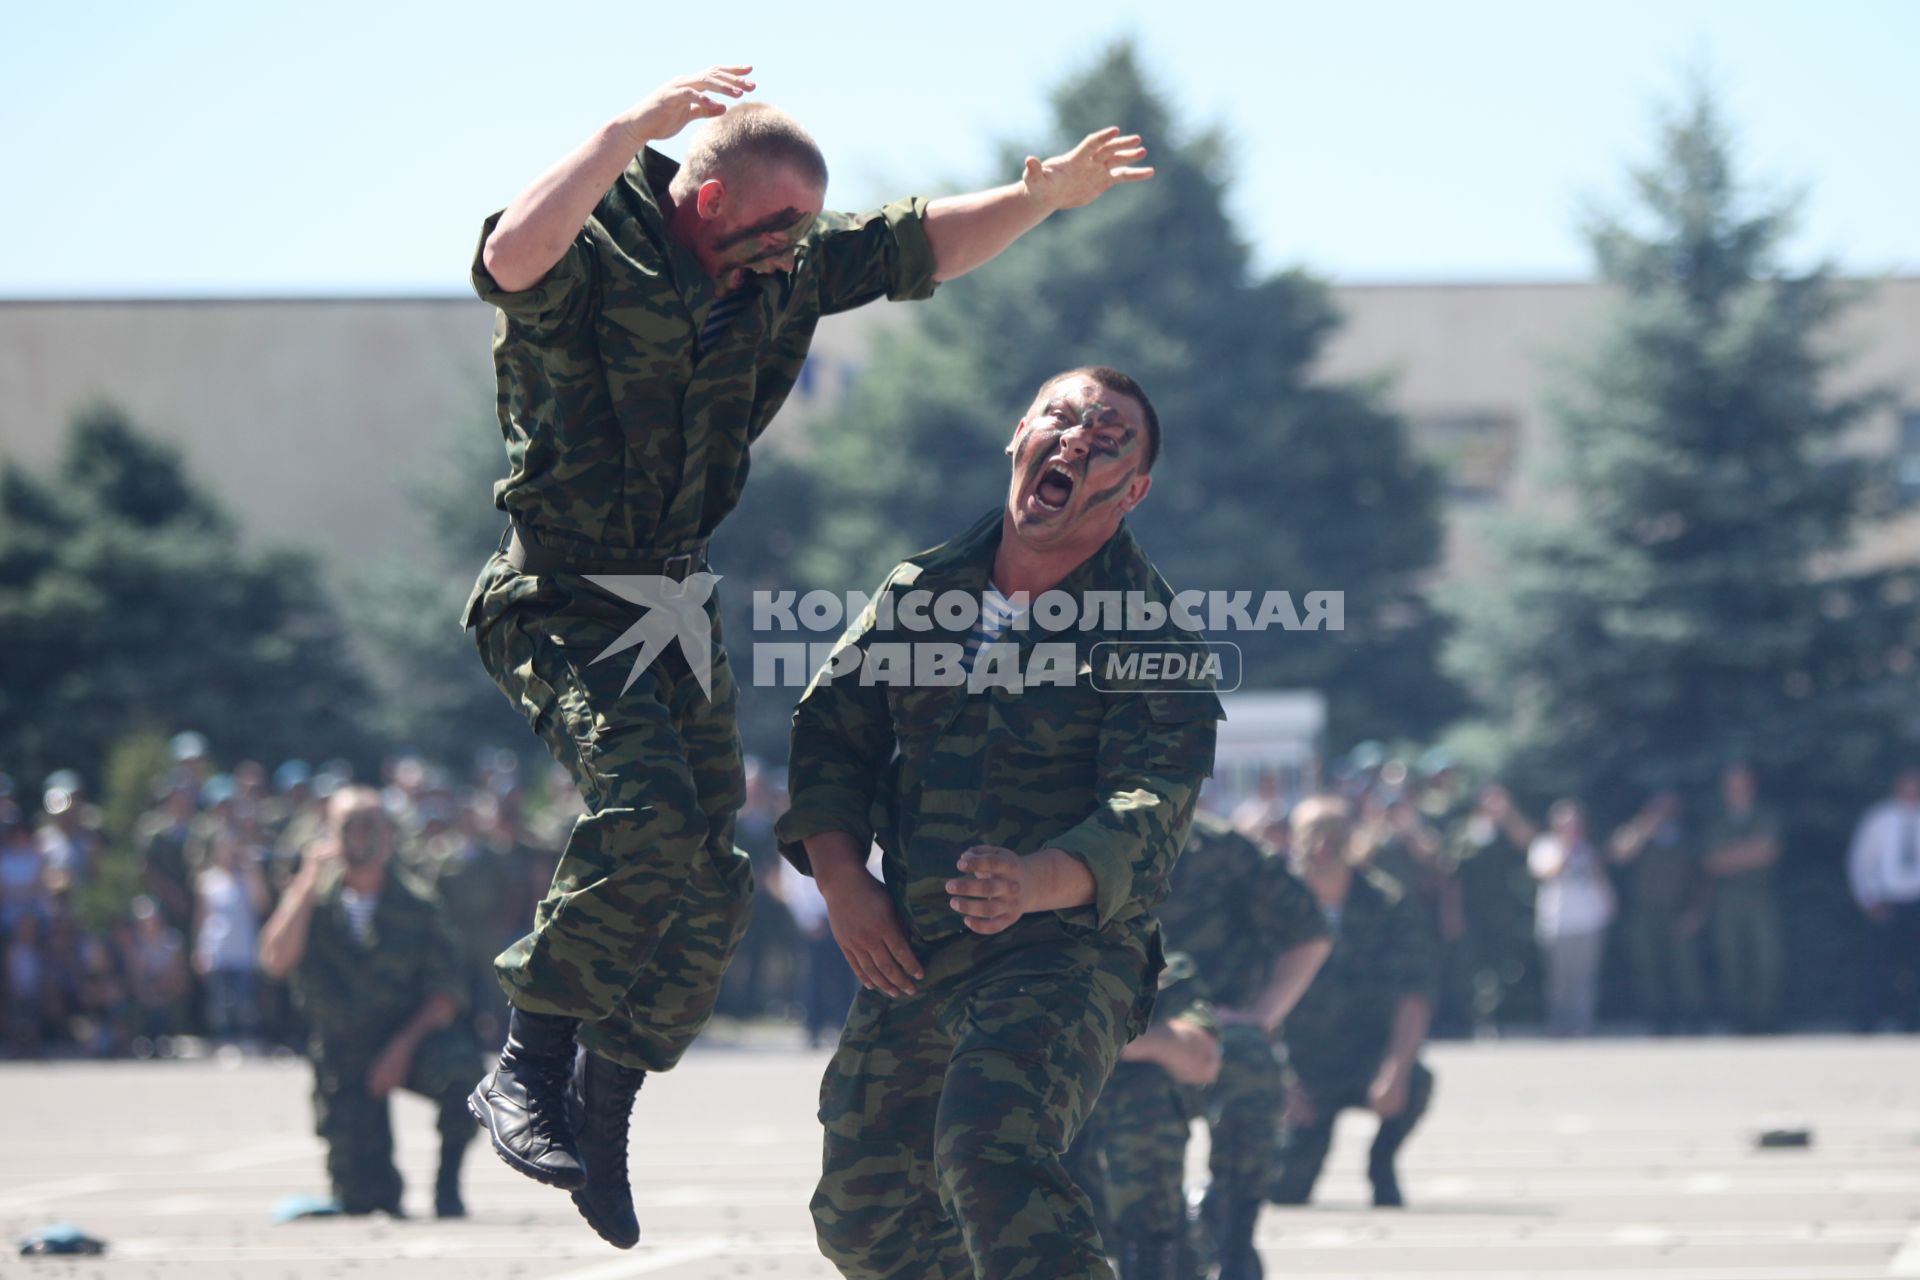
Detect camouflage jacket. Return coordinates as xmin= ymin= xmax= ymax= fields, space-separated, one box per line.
xmin=777 ymin=512 xmax=1223 ymax=945
xmin=1280 ymin=865 xmax=1435 ymax=1091
xmin=469 ymin=147 xmax=938 ymax=565
xmin=291 ymin=868 xmax=468 ymax=1059
xmin=1149 ymin=950 xmax=1217 ymax=1035
xmin=1156 ymin=812 xmax=1329 ymax=1012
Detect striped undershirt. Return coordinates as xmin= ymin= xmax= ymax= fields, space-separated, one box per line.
xmin=962 ymin=585 xmax=1027 ymax=674
xmin=339 ymin=888 xmax=378 ymax=946
xmin=700 ymin=288 xmax=754 ymax=350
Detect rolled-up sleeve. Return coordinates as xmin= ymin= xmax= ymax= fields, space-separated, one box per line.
xmin=803 ymin=198 xmax=940 ymax=316
xmin=777 ymin=591 xmax=900 ymax=876
xmin=1048 ymin=691 xmax=1221 ymax=928
xmin=470 ymin=210 xmax=596 ymax=339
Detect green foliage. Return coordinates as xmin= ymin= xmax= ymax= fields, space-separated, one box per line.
xmin=76 ymin=727 xmax=173 ymax=932
xmin=342 ymin=412 xmax=526 ymax=767
xmin=1447 ymin=85 xmax=1918 ymax=865
xmin=719 ymin=43 xmax=1456 ymax=753
xmin=0 ymin=405 xmax=375 ymax=784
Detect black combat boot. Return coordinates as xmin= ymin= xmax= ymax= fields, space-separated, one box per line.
xmin=1116 ymin=1230 xmax=1185 ymax=1280
xmin=435 ymin=1093 xmax=474 ymax=1218
xmin=434 ymin=1157 xmax=467 ymax=1218
xmin=467 ymin=1008 xmax=585 ymax=1190
xmin=1369 ymin=1097 xmax=1420 ymax=1208
xmin=568 ymin=1048 xmax=646 ymax=1249
xmin=1213 ymin=1193 xmax=1265 ymax=1280
xmin=1368 ymin=1137 xmax=1407 ymax=1207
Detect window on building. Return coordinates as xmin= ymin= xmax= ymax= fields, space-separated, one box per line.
xmin=1897 ymin=410 xmax=1920 ymax=505
xmin=1411 ymin=410 xmax=1521 ymax=502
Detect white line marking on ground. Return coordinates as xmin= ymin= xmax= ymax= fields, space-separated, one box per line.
xmin=0 ymin=1172 xmax=118 ymax=1213
xmin=1888 ymin=1226 xmax=1920 ymax=1276
xmin=195 ymin=1137 xmax=318 ymax=1171
xmin=548 ymin=1237 xmax=733 ymax=1280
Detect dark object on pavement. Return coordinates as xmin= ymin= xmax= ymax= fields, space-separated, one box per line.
xmin=19 ymin=1223 xmax=106 ymax=1256
xmin=1757 ymin=1128 xmax=1813 ymax=1149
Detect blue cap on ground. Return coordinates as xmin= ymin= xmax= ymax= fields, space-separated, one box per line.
xmin=271 ymin=1194 xmax=344 ymax=1224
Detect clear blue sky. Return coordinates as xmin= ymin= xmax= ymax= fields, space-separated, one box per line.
xmin=4 ymin=0 xmax=1914 ymax=296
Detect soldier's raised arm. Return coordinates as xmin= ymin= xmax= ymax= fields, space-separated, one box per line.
xmin=482 ymin=65 xmax=756 ymax=293
xmin=922 ymin=127 xmax=1154 ymax=282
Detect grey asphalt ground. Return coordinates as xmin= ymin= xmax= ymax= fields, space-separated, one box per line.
xmin=5 ymin=1033 xmax=1919 ymax=1279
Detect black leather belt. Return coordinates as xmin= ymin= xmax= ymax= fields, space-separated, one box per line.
xmin=505 ymin=527 xmax=708 ymax=582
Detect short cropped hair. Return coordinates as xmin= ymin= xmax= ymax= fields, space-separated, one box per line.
xmin=679 ymin=103 xmax=828 ymax=192
xmin=1290 ymin=794 xmax=1353 ymax=839
xmin=328 ymin=785 xmax=389 ymax=831
xmin=1036 ymin=366 xmax=1161 ymax=471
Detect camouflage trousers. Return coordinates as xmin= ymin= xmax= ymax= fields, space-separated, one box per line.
xmin=474 ymin=574 xmax=753 ymax=1073
xmin=813 ymin=916 xmax=1156 ymax=1280
xmin=1205 ymin=1023 xmax=1284 ymax=1198
xmin=311 ymin=1027 xmax=480 ymax=1214
xmin=1624 ymin=901 xmax=1705 ymax=1029
xmin=1065 ymin=1059 xmax=1191 ymax=1243
xmin=1712 ymin=886 xmax=1783 ymax=1032
xmin=1266 ymin=1061 xmax=1434 ymax=1205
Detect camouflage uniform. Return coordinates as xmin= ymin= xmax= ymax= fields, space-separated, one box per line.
xmin=419 ymin=830 xmax=523 ymax=1041
xmin=290 ymin=868 xmax=481 ymax=1214
xmin=1267 ymin=867 xmax=1437 ymax=1206
xmin=1704 ymin=806 xmax=1784 ymax=1032
xmin=1062 ymin=954 xmax=1215 ymax=1279
xmin=1620 ymin=818 xmax=1705 ymax=1031
xmin=466 ymin=148 xmax=939 ymax=1073
xmin=778 ymin=512 xmax=1222 ymax=1280
xmin=1156 ymin=814 xmax=1328 ymax=1202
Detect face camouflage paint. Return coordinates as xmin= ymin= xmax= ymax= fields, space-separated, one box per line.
xmin=1009 ymin=383 xmax=1148 ymax=537
xmin=713 ymin=207 xmax=817 ymax=275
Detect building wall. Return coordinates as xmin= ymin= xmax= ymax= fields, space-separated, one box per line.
xmin=0 ymin=296 xmax=888 ymax=564
xmin=4 ymin=278 xmax=1915 ymax=576
xmin=1314 ymin=277 xmax=1920 ymax=577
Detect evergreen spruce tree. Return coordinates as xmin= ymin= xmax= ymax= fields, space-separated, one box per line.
xmin=1448 ymin=85 xmax=1914 ymax=833
xmin=0 ymin=406 xmax=375 ymax=782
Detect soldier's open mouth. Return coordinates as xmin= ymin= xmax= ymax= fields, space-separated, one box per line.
xmin=1033 ymin=464 xmax=1075 ymax=512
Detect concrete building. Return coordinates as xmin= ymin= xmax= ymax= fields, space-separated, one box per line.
xmin=3 ymin=277 xmax=1916 ymax=578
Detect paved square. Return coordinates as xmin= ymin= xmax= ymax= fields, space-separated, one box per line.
xmin=4 ymin=1035 xmax=1918 ymax=1278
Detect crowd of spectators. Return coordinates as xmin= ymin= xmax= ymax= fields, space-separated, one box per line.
xmin=0 ymin=731 xmax=860 ymax=1061
xmin=1218 ymin=749 xmax=1920 ymax=1039
xmin=3 ymin=732 xmax=1915 ymax=1059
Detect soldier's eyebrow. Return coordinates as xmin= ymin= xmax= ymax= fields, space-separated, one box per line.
xmin=714 ymin=207 xmax=809 ymax=250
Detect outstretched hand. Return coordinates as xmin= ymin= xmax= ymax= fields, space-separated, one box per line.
xmin=619 ymin=65 xmax=757 ymax=146
xmin=1022 ymin=127 xmax=1154 ymax=213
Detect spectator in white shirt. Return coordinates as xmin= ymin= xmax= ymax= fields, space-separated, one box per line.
xmin=1529 ymin=799 xmax=1616 ymax=1037
xmin=1847 ymin=765 xmax=1920 ymax=1032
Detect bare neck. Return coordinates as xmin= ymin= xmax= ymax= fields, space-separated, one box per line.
xmin=989 ymin=513 xmax=1104 ymax=599
xmin=1306 ymin=861 xmax=1353 ymax=910
xmin=343 ymin=861 xmax=388 ymax=897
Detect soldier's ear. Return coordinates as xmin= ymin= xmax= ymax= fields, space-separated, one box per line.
xmin=696 ymin=179 xmax=727 ymax=221
xmin=1119 ymin=472 xmax=1153 ymax=513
